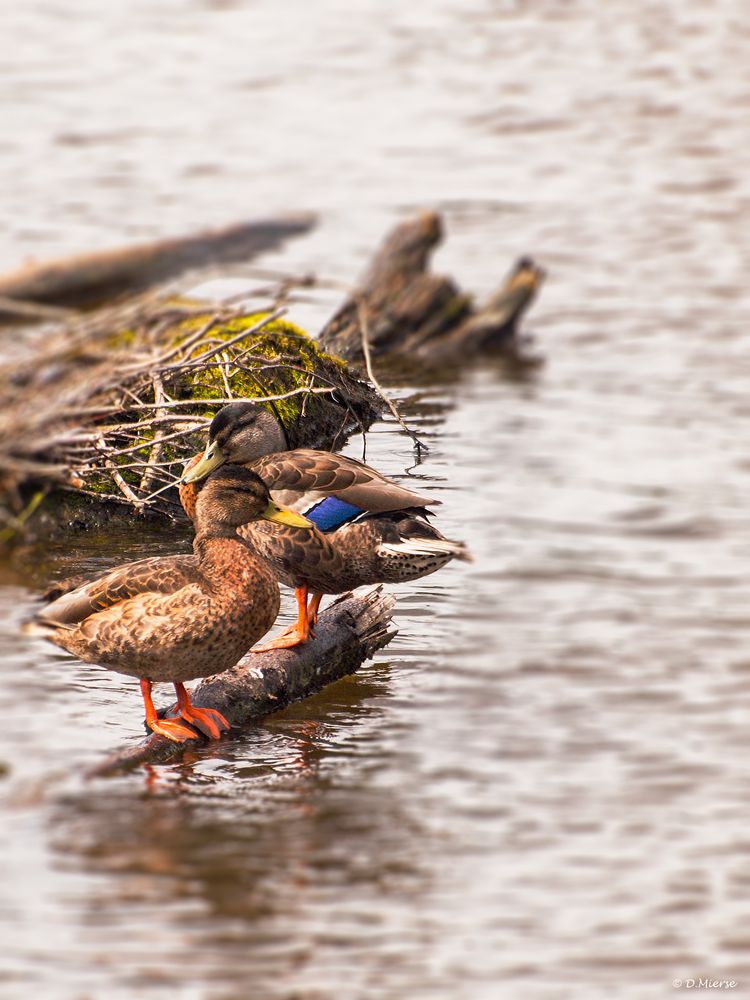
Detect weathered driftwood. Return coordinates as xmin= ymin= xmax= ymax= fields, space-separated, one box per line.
xmin=89 ymin=587 xmax=396 ymax=777
xmin=318 ymin=211 xmax=544 ymax=364
xmin=0 ymin=216 xmax=314 ymax=315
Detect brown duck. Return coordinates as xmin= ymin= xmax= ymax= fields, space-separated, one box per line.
xmin=30 ymin=466 xmax=311 ymax=742
xmin=180 ymin=401 xmax=470 ymax=652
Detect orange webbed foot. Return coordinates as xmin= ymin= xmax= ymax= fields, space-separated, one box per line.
xmin=147 ymin=716 xmax=200 ymax=743
xmin=178 ymin=704 xmax=230 ymax=740
xmin=252 ymin=623 xmax=313 ymax=652
xmin=252 ymin=585 xmax=314 ymax=652
xmin=173 ymin=682 xmax=230 ymax=740
xmin=140 ymin=679 xmax=198 ymax=743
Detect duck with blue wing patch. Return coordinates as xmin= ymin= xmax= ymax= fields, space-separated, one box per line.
xmin=304 ymin=495 xmax=365 ymax=532
xmin=181 ymin=401 xmax=470 ymax=651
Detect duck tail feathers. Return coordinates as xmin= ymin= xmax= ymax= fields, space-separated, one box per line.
xmin=378 ymin=536 xmax=473 ymax=563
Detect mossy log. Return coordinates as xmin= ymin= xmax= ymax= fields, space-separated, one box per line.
xmin=0 ymin=301 xmax=381 ymax=540
xmin=89 ymin=587 xmax=396 ymax=777
xmin=0 ymin=216 xmax=314 ymax=316
xmin=318 ymin=211 xmax=545 ymax=365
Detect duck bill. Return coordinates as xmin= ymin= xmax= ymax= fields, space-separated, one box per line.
xmin=261 ymin=501 xmax=313 ymax=530
xmin=181 ymin=442 xmax=225 ymax=483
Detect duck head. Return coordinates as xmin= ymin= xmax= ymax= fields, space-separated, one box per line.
xmin=183 ymin=402 xmax=286 ymax=484
xmin=195 ymin=465 xmax=312 ymax=534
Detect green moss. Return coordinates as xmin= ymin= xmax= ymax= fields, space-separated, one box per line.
xmin=105 ymin=326 xmax=138 ymax=350
xmin=166 ymin=311 xmax=347 ymax=427
xmin=73 ymin=309 xmax=363 ymax=502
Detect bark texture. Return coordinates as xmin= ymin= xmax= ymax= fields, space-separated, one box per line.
xmin=318 ymin=211 xmax=544 ymax=365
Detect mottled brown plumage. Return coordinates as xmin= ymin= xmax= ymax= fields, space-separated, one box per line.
xmin=45 ymin=534 xmax=279 ymax=684
xmin=232 ymin=512 xmax=466 ymax=594
xmin=180 ymin=402 xmax=470 ymax=650
xmin=32 ymin=466 xmax=289 ymax=741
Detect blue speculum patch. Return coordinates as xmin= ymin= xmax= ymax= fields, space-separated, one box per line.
xmin=304 ymin=496 xmax=364 ymax=532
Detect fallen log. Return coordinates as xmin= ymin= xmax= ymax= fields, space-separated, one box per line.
xmin=318 ymin=211 xmax=545 ymax=365
xmin=0 ymin=215 xmax=314 ymax=315
xmin=88 ymin=587 xmax=396 ymax=778
xmin=319 ymin=212 xmax=467 ymax=359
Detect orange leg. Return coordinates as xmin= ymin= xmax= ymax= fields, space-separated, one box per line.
xmin=174 ymin=682 xmax=231 ymax=740
xmin=308 ymin=592 xmax=323 ymax=628
xmin=253 ymin=585 xmax=312 ymax=652
xmin=140 ymin=679 xmax=198 ymax=743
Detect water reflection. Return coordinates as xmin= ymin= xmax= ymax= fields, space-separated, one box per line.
xmin=40 ymin=667 xmax=445 ymax=999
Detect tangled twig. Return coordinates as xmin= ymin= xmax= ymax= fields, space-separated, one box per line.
xmin=356 ymin=298 xmax=429 ymax=455
xmin=0 ymin=296 xmax=377 ymax=526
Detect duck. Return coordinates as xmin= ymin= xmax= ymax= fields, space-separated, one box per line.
xmin=29 ymin=465 xmax=312 ymax=743
xmin=180 ymin=400 xmax=470 ymax=652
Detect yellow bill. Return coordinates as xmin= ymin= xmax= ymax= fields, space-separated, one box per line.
xmin=181 ymin=441 xmax=225 ymax=483
xmin=261 ymin=501 xmax=314 ymax=530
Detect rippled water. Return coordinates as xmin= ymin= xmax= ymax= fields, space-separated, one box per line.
xmin=3 ymin=1 xmax=750 ymax=998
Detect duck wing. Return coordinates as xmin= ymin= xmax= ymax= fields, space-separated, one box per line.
xmin=68 ymin=583 xmax=211 ymax=659
xmin=36 ymin=554 xmax=199 ymax=628
xmin=253 ymin=450 xmax=440 ymax=531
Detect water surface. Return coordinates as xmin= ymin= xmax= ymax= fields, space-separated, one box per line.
xmin=2 ymin=1 xmax=750 ymax=998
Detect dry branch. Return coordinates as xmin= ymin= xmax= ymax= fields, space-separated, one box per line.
xmin=0 ymin=216 xmax=314 ymax=312
xmin=89 ymin=587 xmax=396 ymax=777
xmin=357 ymin=298 xmax=429 ymax=455
xmin=0 ymin=295 xmax=77 ymax=322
